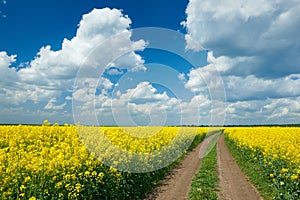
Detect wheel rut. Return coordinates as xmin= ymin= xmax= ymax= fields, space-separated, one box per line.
xmin=217 ymin=134 xmax=262 ymax=200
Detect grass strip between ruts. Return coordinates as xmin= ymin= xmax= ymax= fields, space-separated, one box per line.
xmin=188 ymin=143 xmax=218 ymax=200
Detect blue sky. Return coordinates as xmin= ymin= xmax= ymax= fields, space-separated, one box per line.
xmin=0 ymin=0 xmax=188 ymax=63
xmin=1 ymin=0 xmax=300 ymax=125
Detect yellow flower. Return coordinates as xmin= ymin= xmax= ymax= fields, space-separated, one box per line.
xmin=84 ymin=171 xmax=90 ymax=176
xmin=280 ymin=181 xmax=285 ymax=186
xmin=0 ymin=124 xmax=210 ymax=198
xmin=65 ymin=183 xmax=70 ymax=189
xmin=109 ymin=167 xmax=117 ymax=173
xmin=20 ymin=185 xmax=26 ymax=191
xmin=55 ymin=181 xmax=63 ymax=188
xmin=91 ymin=171 xmax=97 ymax=177
xmin=269 ymin=173 xmax=274 ymax=178
xmin=281 ymin=168 xmax=289 ymax=173
xmin=75 ymin=183 xmax=82 ymax=192
xmin=24 ymin=176 xmax=31 ymax=183
xmin=98 ymin=172 xmax=104 ymax=179
xmin=291 ymin=174 xmax=298 ymax=180
xmin=29 ymin=197 xmax=36 ymax=200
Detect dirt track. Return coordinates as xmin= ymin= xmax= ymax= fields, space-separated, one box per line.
xmin=144 ymin=134 xmax=262 ymax=200
xmin=144 ymin=138 xmax=204 ymax=200
xmin=217 ymin=134 xmax=262 ymax=200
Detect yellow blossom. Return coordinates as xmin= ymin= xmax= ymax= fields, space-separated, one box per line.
xmin=281 ymin=168 xmax=288 ymax=173
xmin=20 ymin=185 xmax=26 ymax=191
xmin=291 ymin=174 xmax=298 ymax=180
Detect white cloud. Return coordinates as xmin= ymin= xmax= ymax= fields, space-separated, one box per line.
xmin=1 ymin=86 xmax=60 ymax=105
xmin=106 ymin=68 xmax=123 ymax=75
xmin=184 ymin=34 xmax=204 ymax=51
xmin=225 ymin=74 xmax=300 ymax=101
xmin=183 ymin=0 xmax=300 ymax=77
xmin=18 ymin=8 xmax=145 ymax=87
xmin=100 ymin=77 xmax=114 ymax=90
xmin=184 ymin=48 xmax=300 ymax=107
xmin=72 ymin=78 xmax=98 ymax=103
xmin=0 ymin=52 xmax=17 ymax=78
xmin=182 ymin=0 xmax=300 ymax=124
xmin=120 ymin=82 xmax=169 ymax=101
xmin=90 ymin=82 xmax=223 ymax=125
xmin=110 ymin=83 xmax=181 ymax=126
xmin=1 ymin=8 xmax=147 ymax=121
xmin=73 ymin=82 xmax=189 ymax=125
xmin=111 ymin=51 xmax=146 ymax=72
xmin=185 ymin=57 xmax=225 ymax=94
xmin=225 ymin=97 xmax=300 ymax=124
xmin=2 ymin=2 xmax=299 ymax=125
xmin=177 ymin=73 xmax=186 ymax=81
xmin=44 ymin=98 xmax=67 ymax=110
xmin=65 ymin=96 xmax=72 ymax=101
xmin=0 ymin=51 xmax=15 ymax=67
xmin=206 ymin=51 xmax=254 ymax=73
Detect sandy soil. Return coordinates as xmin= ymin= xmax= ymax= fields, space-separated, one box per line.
xmin=143 ymin=141 xmax=202 ymax=200
xmin=144 ymin=134 xmax=218 ymax=200
xmin=217 ymin=134 xmax=262 ymax=200
xmin=144 ymin=133 xmax=262 ymax=200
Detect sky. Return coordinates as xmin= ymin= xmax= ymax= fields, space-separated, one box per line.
xmin=0 ymin=0 xmax=300 ymax=125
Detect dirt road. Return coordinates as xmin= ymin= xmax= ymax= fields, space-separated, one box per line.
xmin=144 ymin=133 xmax=219 ymax=200
xmin=217 ymin=134 xmax=262 ymax=200
xmin=143 ymin=140 xmax=203 ymax=200
xmin=145 ymin=134 xmax=262 ymax=200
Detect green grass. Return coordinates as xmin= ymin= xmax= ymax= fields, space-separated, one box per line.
xmin=188 ymin=132 xmax=206 ymax=151
xmin=224 ymin=136 xmax=276 ymax=200
xmin=188 ymin=144 xmax=218 ymax=200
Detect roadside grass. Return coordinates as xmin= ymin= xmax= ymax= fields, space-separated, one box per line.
xmin=225 ymin=136 xmax=275 ymax=200
xmin=188 ymin=132 xmax=206 ymax=151
xmin=188 ymin=143 xmax=218 ymax=200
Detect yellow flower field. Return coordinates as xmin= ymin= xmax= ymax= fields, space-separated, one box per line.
xmin=0 ymin=123 xmax=207 ymax=199
xmin=224 ymin=127 xmax=300 ymax=199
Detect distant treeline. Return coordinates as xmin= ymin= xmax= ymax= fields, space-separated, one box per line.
xmin=168 ymin=124 xmax=300 ymax=127
xmin=1 ymin=123 xmax=300 ymax=127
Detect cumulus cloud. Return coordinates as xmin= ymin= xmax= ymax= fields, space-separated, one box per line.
xmin=0 ymin=51 xmax=15 ymax=67
xmin=119 ymin=82 xmax=169 ymax=101
xmin=18 ymin=8 xmax=145 ymax=87
xmin=185 ymin=52 xmax=226 ymax=98
xmin=186 ymin=50 xmax=300 ymax=101
xmin=183 ymin=0 xmax=300 ymax=78
xmin=1 ymin=8 xmax=147 ymax=122
xmin=184 ymin=34 xmax=204 ymax=52
xmin=111 ymin=82 xmax=216 ymax=125
xmin=44 ymin=98 xmax=67 ymax=110
xmin=73 ymin=81 xmax=179 ymax=125
xmin=182 ymin=0 xmax=300 ymax=124
xmin=225 ymin=97 xmax=300 ymax=124
xmin=94 ymin=82 xmax=224 ymax=125
xmin=0 ymin=52 xmax=18 ymax=86
xmin=106 ymin=67 xmax=124 ymax=75
xmin=2 ymin=2 xmax=299 ymax=125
